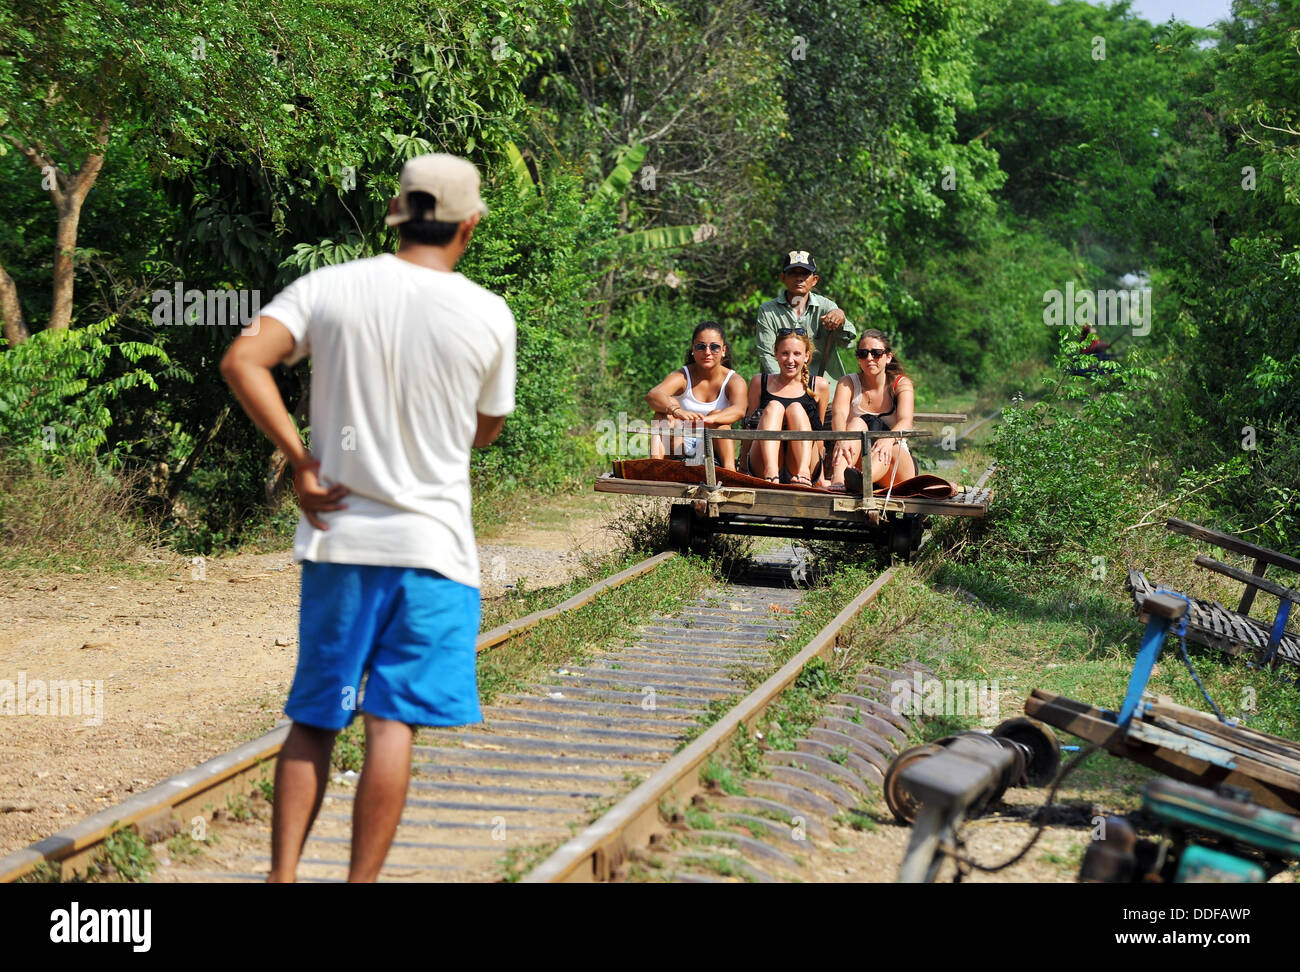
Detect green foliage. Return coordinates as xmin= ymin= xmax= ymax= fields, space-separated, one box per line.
xmin=605 ymin=295 xmax=715 ymax=414
xmin=165 ymin=832 xmax=205 ymax=863
xmin=963 ymin=0 xmax=1193 ymax=269
xmin=97 ymin=824 xmax=156 ymax=883
xmin=0 ymin=318 xmax=169 ymax=463
xmin=979 ymin=337 xmax=1153 ymax=567
xmin=893 ymin=224 xmax=1083 ymax=383
xmin=536 ymin=0 xmax=785 ymax=292
xmin=332 ymin=721 xmax=366 ymax=773
xmin=587 ymin=144 xmax=649 ymax=211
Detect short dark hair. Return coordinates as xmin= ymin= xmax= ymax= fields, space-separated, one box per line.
xmin=397 ymin=191 xmax=460 ymax=246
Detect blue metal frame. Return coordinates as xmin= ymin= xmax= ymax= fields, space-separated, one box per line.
xmin=1264 ymin=599 xmax=1293 ymax=666
xmin=1118 ymin=608 xmax=1176 ymax=728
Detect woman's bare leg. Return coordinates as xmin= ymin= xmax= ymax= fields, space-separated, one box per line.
xmin=650 ymin=412 xmax=682 ymax=460
xmin=781 ymin=403 xmax=813 ymax=481
xmin=830 ymin=416 xmax=867 ymax=486
xmin=755 ymin=402 xmax=786 ymax=478
xmin=716 ymin=436 xmax=736 ymax=471
xmin=869 ymin=438 xmax=917 ymax=486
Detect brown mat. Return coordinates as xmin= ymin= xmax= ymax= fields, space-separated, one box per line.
xmin=611 ymin=458 xmax=957 ymax=498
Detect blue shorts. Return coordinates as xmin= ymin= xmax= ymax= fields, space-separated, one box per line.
xmin=287 ymin=561 xmax=482 ymax=730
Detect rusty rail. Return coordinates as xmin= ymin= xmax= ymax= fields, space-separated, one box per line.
xmin=0 ymin=551 xmax=677 ymax=884
xmin=522 ymin=567 xmax=897 ymax=882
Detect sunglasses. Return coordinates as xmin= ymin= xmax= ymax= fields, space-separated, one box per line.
xmin=693 ymin=342 xmax=723 ymax=353
xmin=776 ymin=327 xmax=808 ymax=337
xmin=856 ymin=347 xmax=889 ymax=359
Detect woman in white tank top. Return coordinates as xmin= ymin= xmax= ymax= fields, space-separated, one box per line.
xmin=646 ymin=322 xmax=749 ymax=469
xmin=828 ymin=329 xmax=916 ymax=491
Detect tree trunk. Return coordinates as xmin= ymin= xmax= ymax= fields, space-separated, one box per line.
xmin=5 ymin=118 xmax=110 ymax=333
xmin=166 ymin=405 xmax=232 ymax=501
xmin=48 ymin=125 xmax=109 ymax=330
xmin=0 ymin=261 xmax=28 ymax=346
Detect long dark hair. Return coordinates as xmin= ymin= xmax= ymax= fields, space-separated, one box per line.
xmin=858 ymin=328 xmax=906 ymax=382
xmin=684 ymin=320 xmax=733 ymax=369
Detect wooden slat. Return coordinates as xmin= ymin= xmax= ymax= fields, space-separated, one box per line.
xmin=625 ymin=426 xmax=930 ymax=442
xmin=1207 ymin=601 xmax=1225 ymax=639
xmin=1232 ymin=613 xmax=1262 ymax=648
xmin=593 ymin=477 xmax=989 ymax=518
xmin=1146 ymin=715 xmax=1300 ymax=776
xmin=1146 ymin=698 xmax=1300 ymax=762
xmin=1195 ymin=555 xmax=1300 ymax=604
xmin=1131 ymin=717 xmax=1300 ymax=791
xmin=1026 ymin=689 xmax=1300 ymax=813
xmin=1239 ymin=558 xmax=1268 ymax=615
xmin=913 ymin=412 xmax=968 ymax=423
xmin=1167 ymin=517 xmax=1300 ymax=574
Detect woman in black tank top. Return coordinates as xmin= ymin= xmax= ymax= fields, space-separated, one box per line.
xmin=759 ymin=374 xmax=824 ymax=430
xmin=744 ymin=331 xmax=830 ymax=486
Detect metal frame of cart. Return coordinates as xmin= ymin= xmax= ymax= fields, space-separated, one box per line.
xmin=595 ymin=414 xmax=992 ymax=558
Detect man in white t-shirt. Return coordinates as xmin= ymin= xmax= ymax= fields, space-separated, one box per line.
xmin=220 ymin=153 xmax=516 ymax=883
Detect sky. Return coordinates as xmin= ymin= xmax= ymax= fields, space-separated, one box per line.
xmin=1127 ymin=0 xmax=1234 ymax=28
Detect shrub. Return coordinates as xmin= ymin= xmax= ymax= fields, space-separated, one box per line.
xmin=974 ymin=336 xmax=1152 ymax=570
xmin=0 ymin=318 xmax=169 ymax=464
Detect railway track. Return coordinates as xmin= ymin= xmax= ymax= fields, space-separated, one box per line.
xmin=157 ymin=555 xmax=811 ymax=882
xmin=5 ymin=509 xmax=961 ymax=884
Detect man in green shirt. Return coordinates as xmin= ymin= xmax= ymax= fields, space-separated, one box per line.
xmin=755 ymin=250 xmax=857 ymax=383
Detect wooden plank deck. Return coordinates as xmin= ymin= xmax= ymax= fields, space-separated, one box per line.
xmin=1127 ymin=569 xmax=1300 ymax=671
xmin=595 ymin=475 xmax=992 ymax=520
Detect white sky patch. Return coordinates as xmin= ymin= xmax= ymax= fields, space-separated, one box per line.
xmin=1126 ymin=0 xmax=1232 ymax=28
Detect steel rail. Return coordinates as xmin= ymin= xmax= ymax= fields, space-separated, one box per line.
xmin=476 ymin=551 xmax=675 ymax=651
xmin=0 ymin=551 xmax=677 ymax=884
xmin=522 ymin=566 xmax=898 ymax=882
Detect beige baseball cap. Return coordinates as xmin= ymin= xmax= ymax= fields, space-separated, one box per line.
xmin=385 ymin=153 xmax=489 ymax=226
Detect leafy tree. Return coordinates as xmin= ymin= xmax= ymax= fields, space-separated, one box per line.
xmin=961 ymin=0 xmax=1190 ymax=271
xmin=0 ymin=0 xmax=520 ymax=342
xmin=535 ymin=0 xmax=785 ymax=293
xmin=0 ymin=317 xmax=169 ymax=461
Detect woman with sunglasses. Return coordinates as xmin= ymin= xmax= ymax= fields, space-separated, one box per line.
xmin=646 ymin=321 xmax=748 ymax=470
xmin=828 ymin=329 xmax=916 ymax=492
xmin=744 ymin=328 xmax=830 ymax=486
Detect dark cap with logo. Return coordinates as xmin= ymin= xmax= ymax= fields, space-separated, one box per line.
xmin=780 ymin=250 xmax=817 ymax=274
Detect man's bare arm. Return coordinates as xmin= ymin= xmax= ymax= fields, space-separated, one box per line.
xmin=220 ymin=316 xmax=310 ymax=466
xmin=475 ymin=413 xmax=507 ymax=448
xmin=220 ymin=315 xmax=349 ymax=529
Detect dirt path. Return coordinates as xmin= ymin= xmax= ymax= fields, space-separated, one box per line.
xmin=0 ymin=491 xmax=623 ymax=860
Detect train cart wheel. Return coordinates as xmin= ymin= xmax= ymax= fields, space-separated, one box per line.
xmin=668 ymin=504 xmax=693 ymax=552
xmin=688 ymin=509 xmax=714 ymax=554
xmin=889 ymin=519 xmax=913 ymax=562
xmin=909 ymin=513 xmax=927 ymax=552
xmin=991 ymin=717 xmax=1061 ymax=787
xmin=883 ymin=742 xmax=944 ymax=823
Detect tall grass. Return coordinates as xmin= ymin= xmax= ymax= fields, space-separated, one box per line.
xmin=0 ymin=456 xmax=163 ymax=572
